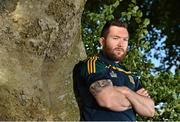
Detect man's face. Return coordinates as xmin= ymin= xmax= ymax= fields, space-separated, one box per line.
xmin=100 ymin=26 xmax=129 ymax=62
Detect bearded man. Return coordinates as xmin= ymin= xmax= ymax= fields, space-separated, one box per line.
xmin=73 ymin=20 xmax=155 ymax=121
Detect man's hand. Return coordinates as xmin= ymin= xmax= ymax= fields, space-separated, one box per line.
xmin=136 ymin=88 xmax=150 ymax=98
xmin=116 ymin=86 xmax=155 ymax=117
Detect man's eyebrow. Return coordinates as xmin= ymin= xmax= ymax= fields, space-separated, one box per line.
xmin=112 ymin=35 xmax=129 ymax=38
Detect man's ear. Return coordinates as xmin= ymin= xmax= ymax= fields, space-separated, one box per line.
xmin=99 ymin=37 xmax=105 ymax=47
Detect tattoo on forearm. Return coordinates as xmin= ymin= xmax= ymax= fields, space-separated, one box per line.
xmin=89 ymin=79 xmax=113 ymax=96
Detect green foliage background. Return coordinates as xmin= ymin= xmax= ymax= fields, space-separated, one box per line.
xmin=81 ymin=0 xmax=180 ymax=120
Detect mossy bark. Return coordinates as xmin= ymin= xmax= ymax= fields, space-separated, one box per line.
xmin=0 ymin=0 xmax=86 ymax=120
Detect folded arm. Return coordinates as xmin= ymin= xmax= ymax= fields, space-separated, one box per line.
xmin=89 ymin=79 xmax=155 ymax=117
xmin=89 ymin=79 xmax=132 ymax=111
xmin=115 ymin=87 xmax=155 ymax=117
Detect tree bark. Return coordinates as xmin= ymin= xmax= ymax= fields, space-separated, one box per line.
xmin=0 ymin=0 xmax=86 ymax=120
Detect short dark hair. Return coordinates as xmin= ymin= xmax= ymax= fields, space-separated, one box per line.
xmin=100 ymin=20 xmax=128 ymax=38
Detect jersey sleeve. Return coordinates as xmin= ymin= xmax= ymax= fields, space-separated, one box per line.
xmin=80 ymin=57 xmax=110 ymax=88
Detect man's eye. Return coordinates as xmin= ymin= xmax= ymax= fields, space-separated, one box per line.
xmin=123 ymin=38 xmax=128 ymax=41
xmin=113 ymin=37 xmax=119 ymax=40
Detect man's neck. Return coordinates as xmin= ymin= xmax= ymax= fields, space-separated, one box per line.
xmin=100 ymin=50 xmax=121 ymax=64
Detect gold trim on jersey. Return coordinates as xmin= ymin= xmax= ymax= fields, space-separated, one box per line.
xmin=87 ymin=56 xmax=98 ymax=74
xmin=108 ymin=65 xmax=132 ymax=74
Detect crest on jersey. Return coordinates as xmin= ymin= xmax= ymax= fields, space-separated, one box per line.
xmin=128 ymin=75 xmax=135 ymax=84
xmin=110 ymin=71 xmax=117 ymax=78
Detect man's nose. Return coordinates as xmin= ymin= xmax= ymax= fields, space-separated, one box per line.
xmin=117 ymin=39 xmax=123 ymax=47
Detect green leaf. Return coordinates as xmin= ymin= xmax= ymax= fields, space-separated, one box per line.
xmin=137 ymin=10 xmax=143 ymax=17
xmin=127 ymin=14 xmax=131 ymax=21
xmin=112 ymin=0 xmax=120 ymax=8
xmin=143 ymin=18 xmax=150 ymax=27
xmin=106 ymin=15 xmax=114 ymax=20
xmin=135 ymin=18 xmax=141 ymax=23
xmin=174 ymin=104 xmax=180 ymax=112
xmin=134 ymin=6 xmax=139 ymax=11
xmin=121 ymin=12 xmax=127 ymax=16
xmin=131 ymin=0 xmax=136 ymax=4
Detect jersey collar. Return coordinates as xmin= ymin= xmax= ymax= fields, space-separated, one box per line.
xmin=99 ymin=51 xmax=130 ymax=72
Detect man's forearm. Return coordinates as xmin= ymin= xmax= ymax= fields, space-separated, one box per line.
xmin=95 ymin=86 xmax=132 ymax=111
xmin=126 ymin=89 xmax=155 ymax=117
xmin=89 ymin=79 xmax=132 ymax=112
xmin=116 ymin=86 xmax=155 ymax=117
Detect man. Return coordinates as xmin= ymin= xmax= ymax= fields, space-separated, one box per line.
xmin=73 ymin=20 xmax=155 ymax=121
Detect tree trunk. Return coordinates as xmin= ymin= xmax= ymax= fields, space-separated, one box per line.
xmin=0 ymin=0 xmax=86 ymax=120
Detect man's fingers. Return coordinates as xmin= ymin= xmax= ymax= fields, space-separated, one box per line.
xmin=144 ymin=91 xmax=149 ymax=96
xmin=136 ymin=88 xmax=150 ymax=97
xmin=136 ymin=88 xmax=145 ymax=94
xmin=136 ymin=88 xmax=144 ymax=94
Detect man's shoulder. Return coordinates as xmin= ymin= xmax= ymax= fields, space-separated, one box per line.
xmin=79 ymin=55 xmax=107 ymax=75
